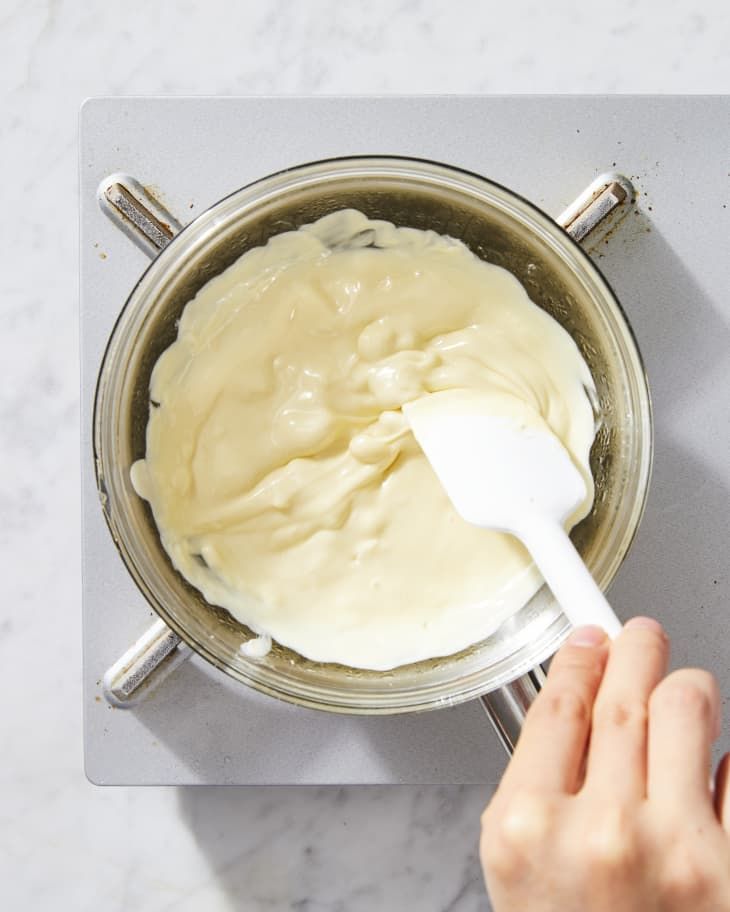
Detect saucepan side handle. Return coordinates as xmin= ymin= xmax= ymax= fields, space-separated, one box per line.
xmin=557 ymin=171 xmax=635 ymax=240
xmin=102 ymin=618 xmax=191 ymax=707
xmin=97 ymin=173 xmax=183 ymax=256
xmin=480 ymin=665 xmax=547 ymax=755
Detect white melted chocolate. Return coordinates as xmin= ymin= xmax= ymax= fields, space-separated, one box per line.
xmin=131 ymin=210 xmax=596 ymax=670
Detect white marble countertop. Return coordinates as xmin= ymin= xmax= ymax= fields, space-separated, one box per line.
xmin=4 ymin=1 xmax=730 ymax=909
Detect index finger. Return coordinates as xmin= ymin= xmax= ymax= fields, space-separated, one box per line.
xmin=498 ymin=626 xmax=609 ymax=797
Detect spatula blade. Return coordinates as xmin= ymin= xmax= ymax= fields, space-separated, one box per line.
xmin=403 ymin=392 xmax=587 ymax=535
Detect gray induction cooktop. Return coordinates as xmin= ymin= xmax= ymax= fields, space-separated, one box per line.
xmin=81 ymin=96 xmax=730 ymax=785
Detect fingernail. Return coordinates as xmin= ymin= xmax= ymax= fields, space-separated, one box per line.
xmin=568 ymin=625 xmax=608 ymax=647
xmin=624 ymin=616 xmax=665 ymax=636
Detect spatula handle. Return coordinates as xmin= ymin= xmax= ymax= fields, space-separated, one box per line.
xmin=520 ymin=517 xmax=622 ymax=638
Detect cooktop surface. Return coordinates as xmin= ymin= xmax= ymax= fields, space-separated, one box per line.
xmin=81 ymin=96 xmax=730 ymax=784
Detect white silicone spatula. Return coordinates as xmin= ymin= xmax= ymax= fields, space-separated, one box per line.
xmin=403 ymin=390 xmax=622 ymax=638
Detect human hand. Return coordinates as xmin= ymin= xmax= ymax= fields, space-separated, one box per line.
xmin=480 ymin=618 xmax=730 ymax=911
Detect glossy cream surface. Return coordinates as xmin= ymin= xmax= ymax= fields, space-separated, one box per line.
xmin=131 ymin=210 xmax=596 ymax=669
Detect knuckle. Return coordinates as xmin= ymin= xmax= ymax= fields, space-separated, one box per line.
xmin=500 ymin=791 xmax=553 ymax=845
xmin=660 ymin=847 xmax=713 ymax=901
xmin=480 ymin=790 xmax=554 ymax=878
xmin=480 ymin=823 xmax=521 ymax=879
xmin=594 ymin=696 xmax=648 ymax=731
xmin=536 ymin=688 xmax=591 ymax=726
xmin=651 ymin=670 xmax=717 ymax=721
xmin=584 ymin=806 xmax=638 ymax=873
xmin=552 ymin=649 xmax=604 ymax=679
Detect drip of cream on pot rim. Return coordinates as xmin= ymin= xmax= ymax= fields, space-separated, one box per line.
xmin=131 ymin=209 xmax=596 ymax=670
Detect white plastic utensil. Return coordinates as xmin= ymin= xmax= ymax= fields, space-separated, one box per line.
xmin=403 ymin=391 xmax=622 ymax=638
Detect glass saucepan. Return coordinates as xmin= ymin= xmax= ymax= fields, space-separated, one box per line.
xmin=94 ymin=156 xmax=652 ymax=717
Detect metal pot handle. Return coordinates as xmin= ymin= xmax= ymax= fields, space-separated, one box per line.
xmin=479 ymin=666 xmax=547 ymax=753
xmin=96 ymin=170 xmax=634 ymax=708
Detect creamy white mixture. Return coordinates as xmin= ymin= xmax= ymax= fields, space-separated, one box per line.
xmin=132 ymin=210 xmax=596 ymax=670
